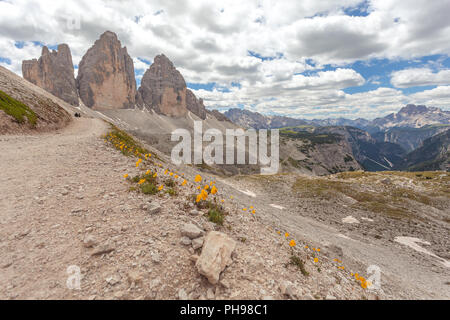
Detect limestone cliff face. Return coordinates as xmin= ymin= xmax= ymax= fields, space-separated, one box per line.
xmin=76 ymin=31 xmax=136 ymax=110
xmin=138 ymin=54 xmax=208 ymax=119
xmin=22 ymin=44 xmax=79 ymax=106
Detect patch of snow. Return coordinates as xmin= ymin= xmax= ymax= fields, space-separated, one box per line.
xmin=384 ymin=157 xmax=394 ymax=168
xmin=342 ymin=216 xmax=360 ymax=224
xmin=270 ymin=204 xmax=285 ymax=210
xmin=394 ymin=236 xmax=450 ymax=268
xmin=337 ymin=234 xmax=353 ymax=240
xmin=238 ymin=189 xmax=257 ymax=198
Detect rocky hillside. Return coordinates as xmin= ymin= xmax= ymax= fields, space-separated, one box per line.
xmin=399 ymin=129 xmax=450 ymax=171
xmin=372 ymin=125 xmax=450 ymax=152
xmin=315 ymin=126 xmax=407 ymax=171
xmin=279 ymin=128 xmax=362 ymax=175
xmin=22 ymin=44 xmax=79 ymax=106
xmin=0 ymin=66 xmax=71 ymax=134
xmin=77 ymin=31 xmax=137 ymax=110
xmin=224 ymin=108 xmax=308 ymax=129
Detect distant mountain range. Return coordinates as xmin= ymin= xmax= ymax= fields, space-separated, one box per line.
xmin=224 ymin=106 xmax=450 ymax=172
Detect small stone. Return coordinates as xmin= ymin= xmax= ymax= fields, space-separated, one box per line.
xmin=180 ymin=237 xmax=192 ymax=246
xmin=181 ymin=223 xmax=204 ymax=239
xmin=106 ymin=274 xmax=121 ymax=286
xmin=83 ymin=235 xmax=96 ymax=248
xmin=192 ymin=237 xmax=204 ymax=250
xmin=206 ymin=288 xmax=215 ymax=300
xmin=91 ymin=243 xmax=115 ymax=256
xmin=127 ymin=271 xmax=143 ymax=286
xmin=280 ymin=281 xmax=296 ymax=298
xmin=189 ymin=255 xmax=199 ymax=263
xmin=178 ymin=289 xmax=188 ymax=300
xmin=326 ymin=294 xmax=337 ymax=300
xmin=190 ymin=209 xmax=201 ymax=216
xmin=147 ymin=203 xmax=162 ymax=215
xmin=151 ymin=252 xmax=161 ymax=264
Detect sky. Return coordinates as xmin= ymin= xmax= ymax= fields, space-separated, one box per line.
xmin=1 ymin=0 xmax=450 ymax=120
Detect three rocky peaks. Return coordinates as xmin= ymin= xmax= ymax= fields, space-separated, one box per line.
xmin=22 ymin=31 xmax=208 ymax=119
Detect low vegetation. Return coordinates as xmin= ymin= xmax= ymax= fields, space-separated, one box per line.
xmin=293 ymin=171 xmax=449 ymax=219
xmin=289 ymin=255 xmax=309 ymax=276
xmin=0 ymin=89 xmax=37 ymax=127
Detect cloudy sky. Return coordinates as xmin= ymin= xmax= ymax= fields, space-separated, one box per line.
xmin=1 ymin=0 xmax=450 ymax=119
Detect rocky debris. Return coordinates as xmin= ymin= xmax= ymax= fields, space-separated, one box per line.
xmin=147 ymin=203 xmax=162 ymax=215
xmin=151 ymin=252 xmax=161 ymax=264
xmin=178 ymin=288 xmax=188 ymax=300
xmin=196 ymin=232 xmax=236 ymax=285
xmin=77 ymin=31 xmax=136 ymax=110
xmin=181 ymin=223 xmax=204 ymax=239
xmin=280 ymin=281 xmax=296 ymax=299
xmin=326 ymin=294 xmax=337 ymax=300
xmin=22 ymin=44 xmax=79 ymax=106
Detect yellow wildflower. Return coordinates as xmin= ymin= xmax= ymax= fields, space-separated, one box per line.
xmin=211 ymin=186 xmax=218 ymax=195
xmin=153 ymin=172 xmax=158 ymax=178
xmin=204 ymin=185 xmax=210 ymax=190
xmin=181 ymin=180 xmax=187 ymax=186
xmin=196 ymin=194 xmax=202 ymax=203
xmin=138 ymin=179 xmax=146 ymax=185
xmin=123 ymin=174 xmax=129 ymax=179
xmin=164 ymin=169 xmax=168 ymax=175
xmin=285 ymin=233 xmax=289 ymax=238
xmin=314 ymin=258 xmax=319 ymax=263
xmin=243 ymin=208 xmax=248 ymax=211
xmin=169 ymin=172 xmax=174 ymax=176
xmin=289 ymin=240 xmax=296 ymax=247
xmin=146 ymin=170 xmax=151 ymax=175
xmin=158 ymin=185 xmax=164 ymax=191
xmin=195 ymin=175 xmax=202 ymax=183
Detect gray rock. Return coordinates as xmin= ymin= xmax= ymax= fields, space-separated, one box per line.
xmin=180 ymin=237 xmax=192 ymax=246
xmin=147 ymin=203 xmax=162 ymax=215
xmin=178 ymin=289 xmax=188 ymax=300
xmin=181 ymin=223 xmax=204 ymax=239
xmin=83 ymin=235 xmax=96 ymax=248
xmin=196 ymin=232 xmax=236 ymax=285
xmin=192 ymin=237 xmax=204 ymax=250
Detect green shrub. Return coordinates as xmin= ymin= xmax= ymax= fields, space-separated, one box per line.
xmin=141 ymin=182 xmax=158 ymax=195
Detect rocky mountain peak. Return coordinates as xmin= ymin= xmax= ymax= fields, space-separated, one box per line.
xmin=22 ymin=44 xmax=79 ymax=106
xmin=399 ymin=104 xmax=429 ymax=115
xmin=137 ymin=54 xmax=208 ymax=119
xmin=76 ymin=31 xmax=136 ymax=110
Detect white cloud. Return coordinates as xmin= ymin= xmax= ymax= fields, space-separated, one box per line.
xmin=0 ymin=0 xmax=450 ymax=119
xmin=391 ymin=68 xmax=450 ymax=88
